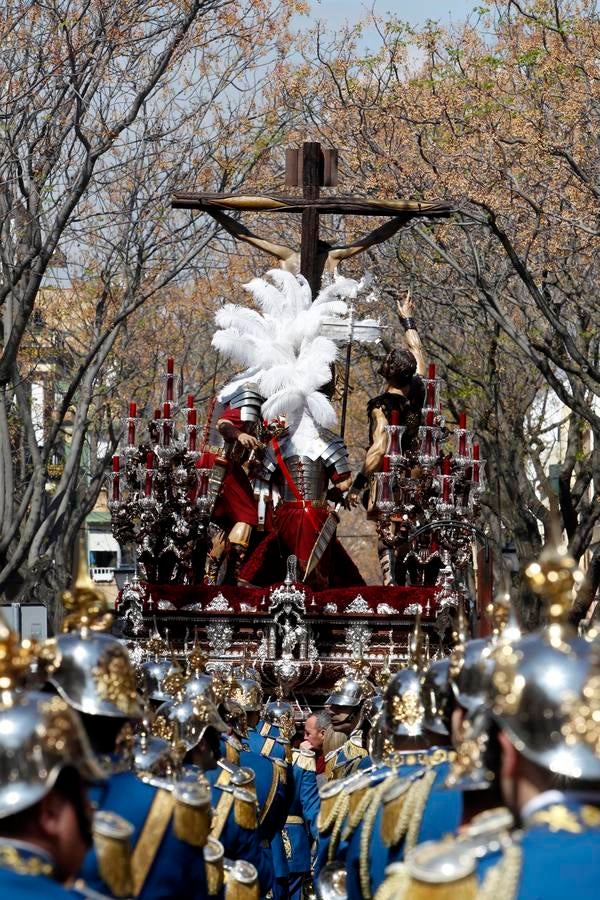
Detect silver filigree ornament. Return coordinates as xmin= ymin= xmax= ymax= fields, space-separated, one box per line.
xmin=208 ymin=623 xmax=234 ymax=656
xmin=205 ymin=592 xmax=232 ymax=612
xmin=344 ymin=594 xmax=373 ymax=615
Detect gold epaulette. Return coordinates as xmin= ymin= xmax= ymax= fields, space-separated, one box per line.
xmin=225 ymin=737 xmax=241 ymax=765
xmin=345 ymin=734 xmax=368 ymax=761
xmin=380 ymin=775 xmax=419 ymax=848
xmin=359 ymin=775 xmax=400 ymax=899
xmin=173 ymin=781 xmax=212 ymax=848
xmin=233 ymin=787 xmax=258 ymax=830
xmin=317 ymin=780 xmax=345 ymax=834
xmin=259 ymin=721 xmax=271 ymax=737
xmin=224 ymin=859 xmax=260 ymax=900
xmin=93 ymin=810 xmax=134 ymax=899
xmin=204 ymin=837 xmax=225 ymax=897
xmin=273 ymin=756 xmax=288 ymax=785
xmin=292 ymin=747 xmax=316 ymax=772
xmin=400 ymin=839 xmax=477 ymax=900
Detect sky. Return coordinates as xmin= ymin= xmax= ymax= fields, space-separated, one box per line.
xmin=298 ymin=0 xmax=478 ymax=37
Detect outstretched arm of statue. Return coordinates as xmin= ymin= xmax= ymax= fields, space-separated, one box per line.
xmin=397 ymin=291 xmax=425 ymax=376
xmin=207 ymin=208 xmax=296 ymax=262
xmin=328 ymin=216 xmax=407 ymax=262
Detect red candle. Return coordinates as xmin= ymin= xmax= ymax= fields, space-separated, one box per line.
xmin=187 ymin=394 xmax=195 ymax=409
xmin=154 ymin=408 xmax=161 ymax=420
xmin=390 ymin=409 xmax=400 ymax=426
xmin=127 ymin=402 xmax=136 ymax=446
xmin=458 ymin=412 xmax=467 ymax=456
xmin=188 ymin=409 xmax=197 ymax=450
xmin=442 ymin=457 xmax=451 ymax=475
xmin=166 ymin=358 xmax=174 ymax=402
xmin=428 ymin=362 xmax=436 ymax=379
xmin=111 ymin=455 xmax=120 ymax=501
xmin=423 ymin=409 xmax=434 ymax=456
xmin=382 ymin=455 xmax=390 ymax=473
xmin=144 ymin=451 xmax=154 ymax=497
xmin=472 ymin=443 xmax=480 ymax=484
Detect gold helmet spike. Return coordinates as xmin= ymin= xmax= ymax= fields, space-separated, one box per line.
xmin=61 ymin=538 xmax=113 ymax=635
xmin=0 ymin=614 xmax=37 ymax=700
xmin=408 ymin=613 xmax=425 ymax=671
xmin=524 ymin=512 xmax=584 ymax=636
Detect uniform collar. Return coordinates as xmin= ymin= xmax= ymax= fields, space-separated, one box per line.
xmin=0 ymin=838 xmax=56 ymax=878
xmin=522 ymin=789 xmax=600 ymax=825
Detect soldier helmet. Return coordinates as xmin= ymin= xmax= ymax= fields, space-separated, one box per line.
xmin=326 ymin=674 xmax=372 ymax=708
xmin=48 ymin=548 xmax=142 ymax=719
xmin=422 ymin=658 xmax=452 ymax=736
xmin=263 ymin=697 xmax=296 ymax=740
xmin=491 ymin=535 xmax=600 ymax=780
xmin=154 ymin=696 xmax=227 ymax=751
xmin=229 ymin=676 xmax=263 ymax=713
xmin=384 ymin=667 xmax=425 ymax=737
xmin=0 ymin=691 xmax=105 ymax=819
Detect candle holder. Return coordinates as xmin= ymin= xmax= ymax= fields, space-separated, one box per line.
xmin=385 ymin=424 xmax=407 ymax=468
xmin=418 ymin=423 xmax=441 ymax=468
xmin=422 ymin=376 xmax=442 ymax=413
xmin=374 ymin=471 xmax=397 ymax=515
xmin=434 ymin=474 xmax=456 ymax=517
xmin=453 ymin=427 xmax=472 ymax=467
xmin=107 ymin=472 xmax=121 ymax=512
xmin=122 ymin=415 xmax=141 ymax=456
xmin=195 ymin=467 xmax=212 ymax=517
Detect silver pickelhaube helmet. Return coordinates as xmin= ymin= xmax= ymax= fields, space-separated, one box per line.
xmin=48 ymin=550 xmax=142 ymax=720
xmin=139 ymin=623 xmax=172 ymax=703
xmin=228 ymin=673 xmax=263 ymax=714
xmin=326 ymin=658 xmax=375 ymax=709
xmin=263 ymin=688 xmax=296 ymax=741
xmin=491 ymin=535 xmax=599 ymax=780
xmin=184 ymin=640 xmax=217 ymax=704
xmin=154 ymin=695 xmax=227 ymax=751
xmin=422 ymin=658 xmax=452 ymax=736
xmin=382 ymin=617 xmax=426 ymax=737
xmin=0 ymin=619 xmax=104 ymax=818
xmin=448 ymin=603 xmax=494 ymax=715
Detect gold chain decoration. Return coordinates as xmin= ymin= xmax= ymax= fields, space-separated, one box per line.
xmin=0 ymin=845 xmax=54 ymax=877
xmin=476 ymin=843 xmax=522 ymax=900
xmin=359 ymin=778 xmax=396 ymax=899
xmin=326 ymin=792 xmax=350 ymax=864
xmin=404 ymin=770 xmax=436 ymax=853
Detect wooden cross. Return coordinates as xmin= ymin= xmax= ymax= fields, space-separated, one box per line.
xmin=172 ymin=141 xmax=452 ymax=296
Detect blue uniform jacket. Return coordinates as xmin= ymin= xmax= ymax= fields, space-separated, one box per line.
xmin=271 ymin=749 xmax=320 ymax=879
xmin=475 ymin=795 xmax=600 ymax=899
xmin=0 ymin=842 xmax=87 ymax=899
xmin=225 ymin=739 xmax=289 ymax=843
xmin=345 ymin=754 xmax=461 ymax=900
xmin=81 ymin=770 xmax=208 ymax=899
xmin=203 ymin=766 xmax=274 ymax=896
xmin=246 ymin=726 xmax=288 ymax=762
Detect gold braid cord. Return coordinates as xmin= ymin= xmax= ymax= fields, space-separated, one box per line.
xmin=476 ymin=845 xmax=522 ymax=900
xmin=404 ymin=771 xmax=436 ymax=853
xmin=359 ymin=779 xmax=397 ymax=900
xmin=326 ymin=793 xmax=350 ymax=863
xmin=373 ymin=866 xmax=410 ymax=900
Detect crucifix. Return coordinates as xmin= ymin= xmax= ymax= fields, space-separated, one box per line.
xmin=172 ymin=141 xmax=453 ymax=297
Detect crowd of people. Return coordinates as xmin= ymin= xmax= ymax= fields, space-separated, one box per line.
xmin=0 ymin=533 xmax=598 ymax=899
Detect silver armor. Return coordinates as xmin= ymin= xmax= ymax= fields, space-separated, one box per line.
xmin=262 ymin=429 xmax=350 ymax=502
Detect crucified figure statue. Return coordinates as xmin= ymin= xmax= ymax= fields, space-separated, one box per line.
xmin=207 ymin=208 xmax=412 ymax=283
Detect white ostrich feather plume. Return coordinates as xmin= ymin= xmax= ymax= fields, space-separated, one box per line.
xmin=214 ymin=269 xmax=370 ymax=432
